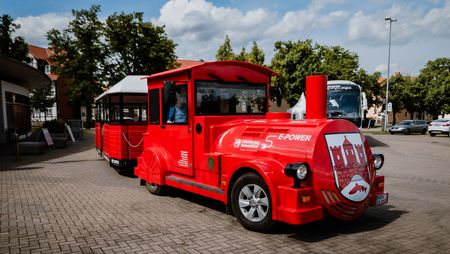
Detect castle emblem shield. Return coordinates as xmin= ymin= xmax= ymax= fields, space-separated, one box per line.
xmin=325 ymin=133 xmax=371 ymax=202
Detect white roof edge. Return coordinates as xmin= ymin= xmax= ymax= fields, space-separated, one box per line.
xmin=327 ymin=80 xmax=359 ymax=85
xmin=94 ymin=75 xmax=148 ymax=102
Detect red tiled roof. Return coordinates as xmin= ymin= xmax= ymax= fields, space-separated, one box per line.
xmin=28 ymin=44 xmax=57 ymax=80
xmin=177 ymin=59 xmax=204 ymax=69
xmin=28 ymin=44 xmax=52 ymax=61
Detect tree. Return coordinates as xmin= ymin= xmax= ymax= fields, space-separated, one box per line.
xmin=30 ymin=84 xmax=56 ymax=121
xmin=319 ymin=45 xmax=359 ymax=81
xmin=103 ymin=12 xmax=178 ymax=85
xmin=270 ymin=40 xmax=322 ymax=106
xmin=353 ymin=69 xmax=382 ymax=114
xmin=216 ymin=35 xmax=235 ymax=60
xmin=247 ymin=41 xmax=265 ymax=65
xmin=418 ymin=57 xmax=450 ymax=118
xmin=384 ymin=74 xmax=409 ymax=124
xmin=48 ymin=5 xmax=107 ymax=126
xmin=0 ymin=14 xmax=30 ymax=63
xmin=235 ymin=47 xmax=247 ymax=61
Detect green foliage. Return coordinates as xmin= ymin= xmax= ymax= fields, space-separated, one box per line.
xmin=47 ymin=5 xmax=105 ymax=117
xmin=43 ymin=119 xmax=66 ymax=133
xmin=355 ymin=70 xmax=382 ymax=109
xmin=47 ymin=5 xmax=178 ymax=125
xmin=215 ymin=37 xmax=265 ymax=66
xmin=103 ymin=11 xmax=178 ymax=85
xmin=235 ymin=47 xmax=247 ymax=61
xmin=0 ymin=14 xmax=30 ymax=63
xmin=270 ymin=40 xmax=322 ymax=106
xmin=30 ymin=84 xmax=56 ymax=120
xmin=216 ymin=35 xmax=235 ymax=60
xmin=247 ymin=41 xmax=265 ymax=65
xmin=418 ymin=57 xmax=450 ymax=118
xmin=270 ymin=39 xmax=382 ymax=108
xmin=47 ymin=5 xmax=105 ymax=125
xmin=319 ymin=45 xmax=359 ymax=81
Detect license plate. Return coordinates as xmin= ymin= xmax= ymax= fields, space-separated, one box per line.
xmin=376 ymin=193 xmax=388 ymax=205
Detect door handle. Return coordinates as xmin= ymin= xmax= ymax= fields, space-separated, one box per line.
xmin=195 ymin=123 xmax=202 ymax=134
xmin=161 ymin=125 xmax=166 ymax=129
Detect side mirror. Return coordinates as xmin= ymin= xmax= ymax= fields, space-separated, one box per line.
xmin=270 ymin=86 xmax=283 ymax=107
xmin=362 ymin=92 xmax=368 ymax=110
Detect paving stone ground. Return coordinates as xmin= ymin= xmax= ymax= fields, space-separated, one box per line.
xmin=1 ymin=132 xmax=449 ymax=253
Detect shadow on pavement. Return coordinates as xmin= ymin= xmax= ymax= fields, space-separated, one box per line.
xmin=276 ymin=205 xmax=407 ymax=241
xmin=0 ymin=130 xmax=96 ymax=171
xmin=165 ymin=188 xmax=227 ymax=213
xmin=149 ymin=186 xmax=406 ymax=240
xmin=365 ymin=135 xmax=389 ymax=147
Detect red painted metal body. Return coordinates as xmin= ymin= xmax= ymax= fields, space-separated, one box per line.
xmin=134 ymin=61 xmax=387 ymax=226
xmin=99 ymin=124 xmax=146 ymax=168
xmin=95 ymin=76 xmax=148 ymax=170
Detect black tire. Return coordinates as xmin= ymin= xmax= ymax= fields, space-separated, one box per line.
xmin=389 ymin=131 xmax=394 ymax=135
xmin=231 ymin=173 xmax=275 ymax=232
xmin=145 ymin=182 xmax=166 ymax=195
xmin=421 ymin=129 xmax=427 ymax=135
xmin=404 ymin=129 xmax=411 ymax=135
xmin=430 ymin=133 xmax=436 ymax=137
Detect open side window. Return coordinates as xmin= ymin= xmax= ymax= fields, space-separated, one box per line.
xmin=163 ymin=81 xmax=188 ymax=124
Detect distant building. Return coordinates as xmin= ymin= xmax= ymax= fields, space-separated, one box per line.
xmin=0 ymin=55 xmax=50 ymax=143
xmin=27 ymin=44 xmax=78 ymax=122
xmin=365 ymin=73 xmax=434 ymax=125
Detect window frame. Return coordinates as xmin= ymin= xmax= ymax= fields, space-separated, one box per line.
xmin=194 ymin=80 xmax=267 ymax=116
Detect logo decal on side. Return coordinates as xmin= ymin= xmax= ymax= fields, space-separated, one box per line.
xmin=325 ymin=133 xmax=370 ymax=202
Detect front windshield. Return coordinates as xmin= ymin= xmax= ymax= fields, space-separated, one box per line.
xmin=327 ymin=87 xmax=360 ymax=119
xmin=196 ymin=81 xmax=267 ymax=115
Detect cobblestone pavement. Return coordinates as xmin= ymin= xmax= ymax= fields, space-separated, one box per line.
xmin=1 ymin=133 xmax=450 ymax=253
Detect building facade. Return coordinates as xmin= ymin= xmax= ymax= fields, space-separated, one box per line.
xmin=0 ymin=55 xmax=50 ymax=143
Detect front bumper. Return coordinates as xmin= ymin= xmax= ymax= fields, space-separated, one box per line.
xmin=371 ymin=175 xmax=388 ymax=206
xmin=276 ymin=185 xmax=324 ymax=225
xmin=389 ymin=127 xmax=406 ymax=133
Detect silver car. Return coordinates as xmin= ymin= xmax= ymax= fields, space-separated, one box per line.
xmin=428 ymin=119 xmax=450 ymax=137
xmin=389 ymin=120 xmax=428 ymax=135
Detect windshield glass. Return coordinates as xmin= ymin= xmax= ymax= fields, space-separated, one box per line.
xmin=327 ymin=85 xmax=360 ymax=118
xmin=196 ymin=81 xmax=267 ymax=115
xmin=399 ymin=120 xmax=412 ymax=125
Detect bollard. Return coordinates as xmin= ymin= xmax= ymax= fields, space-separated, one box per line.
xmin=15 ymin=132 xmax=20 ymax=160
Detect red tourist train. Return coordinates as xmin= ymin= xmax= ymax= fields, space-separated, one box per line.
xmin=134 ymin=60 xmax=387 ymax=231
xmin=95 ymin=75 xmax=148 ymax=171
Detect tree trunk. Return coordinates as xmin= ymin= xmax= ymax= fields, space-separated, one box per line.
xmin=86 ymin=104 xmax=92 ymax=129
xmin=393 ymin=110 xmax=397 ymax=125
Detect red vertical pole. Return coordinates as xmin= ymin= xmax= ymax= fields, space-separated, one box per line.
xmin=306 ymin=75 xmax=327 ymax=119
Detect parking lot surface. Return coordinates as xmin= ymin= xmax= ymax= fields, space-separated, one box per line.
xmin=1 ymin=133 xmax=450 ymax=253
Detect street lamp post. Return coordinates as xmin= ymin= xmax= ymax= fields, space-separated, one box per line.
xmin=383 ymin=17 xmax=397 ymax=131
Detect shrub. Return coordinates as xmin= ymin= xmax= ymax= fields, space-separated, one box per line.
xmin=43 ymin=119 xmax=66 ymax=133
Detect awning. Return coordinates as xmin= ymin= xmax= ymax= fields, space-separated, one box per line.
xmin=0 ymin=55 xmax=51 ymax=90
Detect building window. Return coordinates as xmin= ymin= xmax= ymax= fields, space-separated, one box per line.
xmin=45 ymin=65 xmax=51 ymax=74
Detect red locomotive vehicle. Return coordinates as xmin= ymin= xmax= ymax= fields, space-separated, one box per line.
xmin=134 ymin=61 xmax=387 ymax=231
xmin=95 ymin=75 xmax=148 ymax=172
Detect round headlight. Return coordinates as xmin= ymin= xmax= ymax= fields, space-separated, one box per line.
xmin=373 ymin=154 xmax=384 ymax=170
xmin=296 ymin=164 xmax=308 ymax=180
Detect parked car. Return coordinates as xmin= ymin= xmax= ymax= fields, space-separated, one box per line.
xmin=389 ymin=120 xmax=428 ymax=135
xmin=428 ymin=119 xmax=450 ymax=137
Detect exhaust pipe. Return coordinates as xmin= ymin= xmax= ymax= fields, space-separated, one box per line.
xmin=306 ymin=75 xmax=327 ymax=119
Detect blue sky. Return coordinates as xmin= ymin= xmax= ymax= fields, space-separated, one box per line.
xmin=1 ymin=0 xmax=449 ymax=76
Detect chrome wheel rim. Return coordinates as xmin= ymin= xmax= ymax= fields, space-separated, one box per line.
xmin=238 ymin=184 xmax=269 ymax=222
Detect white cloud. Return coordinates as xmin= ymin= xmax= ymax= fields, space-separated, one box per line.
xmin=15 ymin=13 xmax=71 ymax=47
xmin=265 ymin=4 xmax=349 ymax=38
xmin=155 ymin=0 xmax=272 ymax=44
xmin=348 ymin=2 xmax=450 ymax=46
xmin=155 ymin=0 xmax=351 ymax=62
xmin=153 ymin=0 xmax=277 ymax=61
